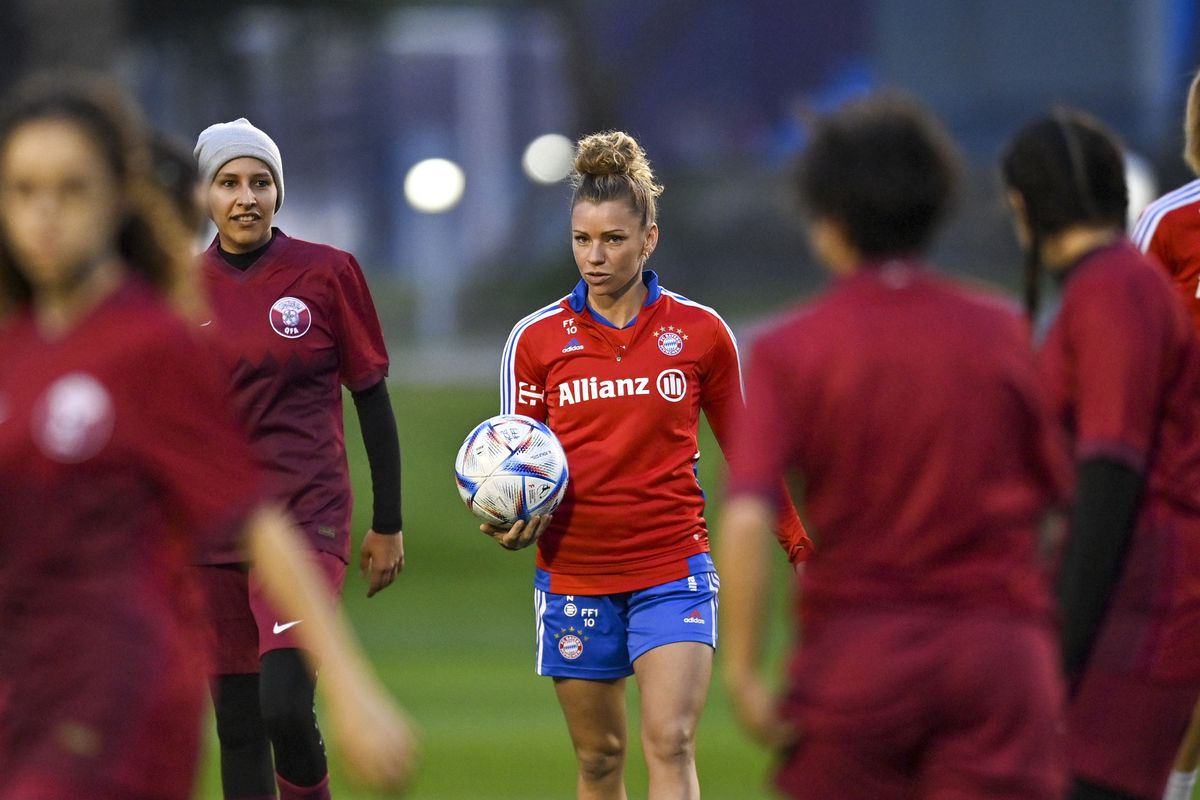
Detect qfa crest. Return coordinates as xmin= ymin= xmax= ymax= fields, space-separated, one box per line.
xmin=654 ymin=325 xmax=686 ymax=357
xmin=269 ymin=297 xmax=312 ymax=338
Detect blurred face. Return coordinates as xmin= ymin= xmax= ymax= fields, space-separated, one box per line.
xmin=207 ymin=157 xmax=276 ymax=253
xmin=571 ymin=199 xmax=657 ymax=306
xmin=0 ymin=119 xmax=122 ymax=293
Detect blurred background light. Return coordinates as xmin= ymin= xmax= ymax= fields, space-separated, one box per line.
xmin=522 ymin=132 xmax=575 ymax=184
xmin=404 ymin=157 xmax=466 ymax=213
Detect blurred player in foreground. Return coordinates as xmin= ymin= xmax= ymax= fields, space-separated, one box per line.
xmin=1002 ymin=108 xmax=1200 ymax=800
xmin=0 ymin=73 xmax=415 ymax=800
xmin=492 ymin=130 xmax=810 ymax=799
xmin=1131 ymin=64 xmax=1200 ymax=800
xmin=719 ymin=94 xmax=1070 ymax=799
xmin=193 ymin=117 xmax=405 ymax=800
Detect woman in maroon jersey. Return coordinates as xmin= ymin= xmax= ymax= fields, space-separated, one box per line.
xmin=191 ymin=117 xmax=406 ymax=800
xmin=0 ymin=73 xmax=414 ymax=800
xmin=720 ymin=94 xmax=1070 ymax=800
xmin=1002 ymin=109 xmax=1200 ymax=800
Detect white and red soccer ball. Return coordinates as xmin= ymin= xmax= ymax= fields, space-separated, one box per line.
xmin=454 ymin=414 xmax=569 ymax=525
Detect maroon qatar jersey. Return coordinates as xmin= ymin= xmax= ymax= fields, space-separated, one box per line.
xmin=1038 ymin=239 xmax=1200 ymax=680
xmin=728 ymin=262 xmax=1069 ymax=620
xmin=0 ymin=279 xmax=263 ymax=795
xmin=200 ymin=230 xmax=389 ymax=563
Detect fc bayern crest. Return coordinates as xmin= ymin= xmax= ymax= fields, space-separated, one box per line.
xmin=558 ymin=634 xmax=584 ymax=660
xmin=269 ymin=297 xmax=312 ymax=338
xmin=655 ymin=325 xmax=686 ymax=356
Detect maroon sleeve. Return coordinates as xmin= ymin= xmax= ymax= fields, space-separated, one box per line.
xmin=704 ymin=321 xmax=812 ymax=561
xmin=1065 ymin=271 xmax=1167 ymax=472
xmin=141 ymin=333 xmax=265 ymax=552
xmin=726 ymin=332 xmax=807 ymax=503
xmin=333 ymin=254 xmax=390 ymax=392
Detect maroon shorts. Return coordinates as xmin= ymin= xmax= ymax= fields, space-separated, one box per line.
xmin=1067 ymin=667 xmax=1200 ymax=799
xmin=0 ymin=623 xmax=207 ymax=800
xmin=197 ymin=552 xmax=346 ymax=675
xmin=774 ymin=608 xmax=1067 ymax=800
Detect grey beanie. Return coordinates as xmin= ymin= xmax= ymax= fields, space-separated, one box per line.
xmin=194 ymin=118 xmax=284 ymax=211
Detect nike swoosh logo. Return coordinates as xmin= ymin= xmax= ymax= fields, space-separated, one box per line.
xmin=272 ymin=620 xmax=302 ymax=634
xmin=199 ymin=320 xmax=213 ymax=327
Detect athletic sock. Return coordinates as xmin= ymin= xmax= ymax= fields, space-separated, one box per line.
xmin=1162 ymin=769 xmax=1198 ymax=800
xmin=276 ymin=773 xmax=331 ymax=800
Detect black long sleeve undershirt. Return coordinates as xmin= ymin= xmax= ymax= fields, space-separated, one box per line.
xmin=1058 ymin=456 xmax=1143 ymax=684
xmin=351 ymin=379 xmax=403 ymax=533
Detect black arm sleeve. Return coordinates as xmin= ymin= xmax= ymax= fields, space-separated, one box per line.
xmin=1058 ymin=457 xmax=1143 ymax=682
xmin=351 ymin=379 xmax=402 ymax=533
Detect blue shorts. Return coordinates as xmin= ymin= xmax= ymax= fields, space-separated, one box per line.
xmin=534 ymin=553 xmax=719 ymax=679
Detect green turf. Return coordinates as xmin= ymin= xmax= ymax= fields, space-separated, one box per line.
xmin=192 ymin=384 xmax=794 ymax=799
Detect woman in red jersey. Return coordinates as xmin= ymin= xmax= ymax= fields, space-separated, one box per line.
xmin=1133 ymin=67 xmax=1200 ymax=339
xmin=720 ymin=95 xmax=1071 ymax=800
xmin=0 ymin=73 xmax=415 ymax=800
xmin=492 ymin=130 xmax=810 ymax=800
xmin=191 ymin=117 xmax=405 ymax=800
xmin=1002 ymin=109 xmax=1200 ymax=800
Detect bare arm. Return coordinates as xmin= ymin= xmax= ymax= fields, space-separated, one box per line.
xmin=716 ymin=495 xmax=796 ymax=748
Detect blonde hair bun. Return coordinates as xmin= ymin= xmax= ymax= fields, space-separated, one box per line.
xmin=571 ymin=130 xmax=663 ymax=225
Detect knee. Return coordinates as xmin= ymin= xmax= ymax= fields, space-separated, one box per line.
xmin=575 ymin=734 xmax=625 ymax=784
xmin=259 ymin=688 xmax=316 ymax=739
xmin=214 ymin=703 xmax=267 ymax=747
xmin=643 ymin=719 xmax=697 ymax=767
xmin=258 ymin=649 xmax=318 ymax=739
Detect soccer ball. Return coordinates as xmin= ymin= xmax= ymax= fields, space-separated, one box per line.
xmin=454 ymin=414 xmax=569 ymax=525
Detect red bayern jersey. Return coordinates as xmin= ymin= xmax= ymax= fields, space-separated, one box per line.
xmin=1133 ymin=178 xmax=1200 ymax=335
xmin=502 ymin=270 xmax=808 ymax=595
xmin=1038 ymin=239 xmax=1200 ymax=679
xmin=0 ymin=278 xmax=264 ymax=792
xmin=200 ymin=230 xmax=389 ymax=563
xmin=728 ymin=262 xmax=1069 ymax=619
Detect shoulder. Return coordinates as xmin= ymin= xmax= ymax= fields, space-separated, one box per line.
xmin=658 ymin=287 xmax=738 ymax=347
xmin=505 ymin=299 xmax=570 ymax=341
xmin=933 ymin=274 xmax=1025 ymax=331
xmin=659 ymin=288 xmax=731 ymax=328
xmin=1065 ymin=243 xmax=1177 ymax=324
xmin=276 ymin=232 xmax=360 ymax=275
xmin=1133 ymin=178 xmax=1200 ymax=248
xmin=104 ymin=286 xmax=213 ymax=376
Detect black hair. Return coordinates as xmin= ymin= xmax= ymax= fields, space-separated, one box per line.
xmin=149 ymin=131 xmax=204 ymax=234
xmin=1000 ymin=108 xmax=1128 ymax=314
xmin=793 ymin=92 xmax=959 ymax=259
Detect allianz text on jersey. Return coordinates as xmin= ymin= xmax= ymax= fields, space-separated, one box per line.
xmin=522 ymin=370 xmax=689 ymax=407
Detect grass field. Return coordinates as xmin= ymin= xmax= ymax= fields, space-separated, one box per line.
xmin=192 ymin=383 xmax=795 ymax=799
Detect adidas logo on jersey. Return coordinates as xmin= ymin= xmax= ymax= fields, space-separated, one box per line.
xmin=683 ymin=609 xmax=705 ymax=624
xmin=562 ymin=338 xmax=584 ymax=353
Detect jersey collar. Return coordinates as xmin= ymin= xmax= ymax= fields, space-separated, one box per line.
xmin=567 ymin=269 xmax=663 ymax=326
